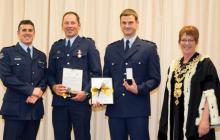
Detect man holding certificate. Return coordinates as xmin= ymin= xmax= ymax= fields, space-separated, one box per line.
xmin=48 ymin=11 xmax=102 ymax=140
xmin=103 ymin=9 xmax=161 ymax=140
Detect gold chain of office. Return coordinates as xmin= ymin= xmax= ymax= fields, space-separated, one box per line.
xmin=173 ymin=54 xmax=200 ymax=105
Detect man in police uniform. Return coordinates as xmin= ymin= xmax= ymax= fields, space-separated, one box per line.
xmin=103 ymin=9 xmax=161 ymax=140
xmin=0 ymin=20 xmax=47 ymax=140
xmin=48 ymin=11 xmax=102 ymax=140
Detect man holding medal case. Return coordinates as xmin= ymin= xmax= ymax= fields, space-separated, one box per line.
xmin=93 ymin=9 xmax=161 ymax=140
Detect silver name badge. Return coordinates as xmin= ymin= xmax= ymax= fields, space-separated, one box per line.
xmin=14 ymin=57 xmax=22 ymax=60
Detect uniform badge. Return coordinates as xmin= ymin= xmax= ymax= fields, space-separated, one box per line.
xmin=57 ymin=50 xmax=61 ymax=54
xmin=0 ymin=52 xmax=4 ymax=59
xmin=38 ymin=60 xmax=44 ymax=64
xmin=14 ymin=57 xmax=22 ymax=60
xmin=77 ymin=50 xmax=82 ymax=58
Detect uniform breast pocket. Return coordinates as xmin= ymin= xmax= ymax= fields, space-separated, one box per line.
xmin=110 ymin=61 xmax=121 ymax=73
xmin=37 ymin=60 xmax=46 ymax=74
xmin=38 ymin=61 xmax=45 ymax=68
xmin=52 ymin=53 xmax=65 ymax=69
xmin=131 ymin=60 xmax=147 ymax=76
xmin=11 ymin=60 xmax=26 ymax=76
xmin=72 ymin=51 xmax=88 ymax=68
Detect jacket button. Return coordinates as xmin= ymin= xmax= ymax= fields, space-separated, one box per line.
xmin=67 ymin=54 xmax=70 ymax=56
xmin=31 ymin=82 xmax=34 ymax=85
xmin=122 ymin=93 xmax=125 ymax=96
xmin=67 ymin=62 xmax=70 ymax=65
xmin=125 ymin=62 xmax=128 ymax=65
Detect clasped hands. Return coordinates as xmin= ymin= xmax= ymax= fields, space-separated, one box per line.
xmin=52 ymin=84 xmax=87 ymax=102
xmin=26 ymin=87 xmax=43 ymax=104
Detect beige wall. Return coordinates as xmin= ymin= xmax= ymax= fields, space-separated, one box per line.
xmin=0 ymin=0 xmax=220 ymax=139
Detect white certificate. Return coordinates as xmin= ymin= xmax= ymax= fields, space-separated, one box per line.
xmin=91 ymin=78 xmax=113 ymax=104
xmin=126 ymin=68 xmax=133 ymax=79
xmin=62 ymin=68 xmax=83 ymax=91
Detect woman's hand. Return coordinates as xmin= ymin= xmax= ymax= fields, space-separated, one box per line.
xmin=198 ymin=118 xmax=210 ymax=137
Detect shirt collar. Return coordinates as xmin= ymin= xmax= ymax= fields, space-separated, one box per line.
xmin=123 ymin=35 xmax=137 ymax=48
xmin=19 ymin=42 xmax=33 ymax=53
xmin=65 ymin=35 xmax=78 ymax=46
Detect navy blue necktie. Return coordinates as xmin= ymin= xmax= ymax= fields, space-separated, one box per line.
xmin=27 ymin=47 xmax=31 ymax=58
xmin=66 ymin=40 xmax=71 ymax=50
xmin=125 ymin=40 xmax=130 ymax=53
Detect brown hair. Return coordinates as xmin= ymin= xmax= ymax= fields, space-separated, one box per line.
xmin=62 ymin=11 xmax=80 ymax=25
xmin=179 ymin=25 xmax=199 ymax=44
xmin=18 ymin=20 xmax=35 ymax=31
xmin=120 ymin=9 xmax=138 ymax=21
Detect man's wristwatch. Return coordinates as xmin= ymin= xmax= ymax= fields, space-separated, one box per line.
xmin=85 ymin=92 xmax=91 ymax=99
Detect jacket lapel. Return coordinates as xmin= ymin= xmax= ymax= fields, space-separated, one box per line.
xmin=115 ymin=39 xmax=125 ymax=59
xmin=32 ymin=47 xmax=39 ymax=60
xmin=15 ymin=43 xmax=30 ymax=58
xmin=70 ymin=36 xmax=80 ymax=52
xmin=124 ymin=37 xmax=141 ymax=61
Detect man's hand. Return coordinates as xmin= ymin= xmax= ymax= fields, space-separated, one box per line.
xmin=26 ymin=95 xmax=39 ymax=104
xmin=123 ymin=79 xmax=138 ymax=94
xmin=71 ymin=91 xmax=87 ymax=102
xmin=92 ymin=101 xmax=104 ymax=108
xmin=32 ymin=87 xmax=43 ymax=98
xmin=52 ymin=84 xmax=67 ymax=96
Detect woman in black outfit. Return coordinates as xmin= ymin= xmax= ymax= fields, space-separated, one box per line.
xmin=158 ymin=25 xmax=220 ymax=140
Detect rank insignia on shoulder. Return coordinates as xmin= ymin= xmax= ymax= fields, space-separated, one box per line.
xmin=0 ymin=53 xmax=4 ymax=59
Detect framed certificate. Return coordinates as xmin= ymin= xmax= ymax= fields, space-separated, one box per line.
xmin=91 ymin=78 xmax=113 ymax=104
xmin=62 ymin=68 xmax=83 ymax=91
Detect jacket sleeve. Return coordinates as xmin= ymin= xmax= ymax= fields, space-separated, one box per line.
xmin=103 ymin=46 xmax=111 ymax=77
xmin=137 ymin=44 xmax=161 ymax=95
xmin=47 ymin=45 xmax=57 ymax=90
xmin=196 ymin=58 xmax=220 ymax=126
xmin=158 ymin=67 xmax=171 ymax=140
xmin=36 ymin=53 xmax=47 ymax=92
xmin=0 ymin=48 xmax=33 ymax=96
xmin=202 ymin=58 xmax=220 ymax=114
xmin=83 ymin=40 xmax=102 ymax=93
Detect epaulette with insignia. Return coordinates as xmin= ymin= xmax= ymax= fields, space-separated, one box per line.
xmin=108 ymin=40 xmax=121 ymax=47
xmin=2 ymin=46 xmax=15 ymax=49
xmin=141 ymin=39 xmax=156 ymax=45
xmin=82 ymin=36 xmax=95 ymax=45
xmin=53 ymin=39 xmax=64 ymax=45
xmin=57 ymin=39 xmax=63 ymax=42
